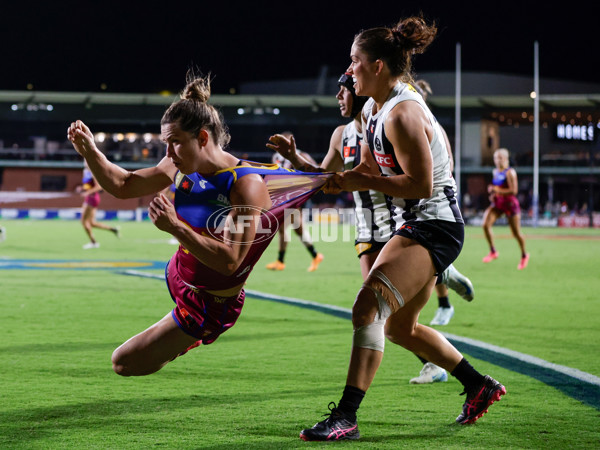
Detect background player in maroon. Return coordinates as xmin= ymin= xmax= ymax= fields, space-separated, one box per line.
xmin=482 ymin=147 xmax=529 ymax=269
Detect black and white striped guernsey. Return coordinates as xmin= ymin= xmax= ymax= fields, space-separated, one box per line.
xmin=363 ymin=82 xmax=463 ymax=224
xmin=339 ymin=121 xmax=395 ymax=242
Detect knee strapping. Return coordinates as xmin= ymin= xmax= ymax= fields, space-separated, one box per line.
xmin=352 ymin=275 xmax=395 ymax=352
xmin=353 ymin=320 xmax=386 ymax=352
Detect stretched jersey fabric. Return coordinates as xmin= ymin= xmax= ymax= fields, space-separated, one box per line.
xmin=171 ymin=161 xmax=330 ymax=290
xmin=363 ymin=82 xmax=463 ymax=224
xmin=340 ymin=121 xmax=395 ymax=243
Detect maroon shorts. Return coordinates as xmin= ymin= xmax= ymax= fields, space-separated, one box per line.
xmin=165 ymin=259 xmax=245 ymax=344
xmin=84 ymin=192 xmax=101 ymax=208
xmin=492 ymin=194 xmax=520 ymax=218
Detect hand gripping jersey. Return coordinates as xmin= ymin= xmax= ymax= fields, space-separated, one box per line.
xmin=363 ymin=82 xmax=463 ymax=224
xmin=340 ymin=121 xmax=395 ymax=243
xmin=171 ymin=162 xmax=330 ymax=290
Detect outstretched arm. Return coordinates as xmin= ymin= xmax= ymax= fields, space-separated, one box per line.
xmin=317 ymin=125 xmax=345 ymax=172
xmin=267 ymin=127 xmax=346 ymax=174
xmin=267 ymin=134 xmax=318 ymax=171
xmin=68 ymin=120 xmax=175 ymax=198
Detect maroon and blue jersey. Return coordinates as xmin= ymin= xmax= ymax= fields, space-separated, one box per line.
xmin=171 ymin=162 xmax=330 ymax=290
xmin=492 ymin=168 xmax=510 ymax=189
xmin=82 ymin=168 xmax=94 ymax=187
xmin=82 ymin=168 xmax=100 ymax=207
xmin=491 ymin=167 xmax=520 ymax=217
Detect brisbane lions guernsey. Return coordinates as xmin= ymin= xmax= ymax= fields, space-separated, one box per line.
xmin=171 ymin=162 xmax=329 ymax=290
xmin=363 ymin=82 xmax=463 ymax=224
xmin=492 ymin=168 xmax=510 ymax=189
xmin=82 ymin=168 xmax=95 ymax=190
xmin=340 ymin=121 xmax=395 ymax=242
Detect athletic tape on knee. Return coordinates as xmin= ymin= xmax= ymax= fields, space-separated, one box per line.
xmin=352 ymin=284 xmax=391 ymax=352
xmin=353 ymin=321 xmax=386 ymax=352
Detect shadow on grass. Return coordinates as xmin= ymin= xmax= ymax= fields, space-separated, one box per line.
xmin=0 ymin=390 xmax=338 ymax=447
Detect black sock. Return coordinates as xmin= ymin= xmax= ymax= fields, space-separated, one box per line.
xmin=490 ymin=246 xmax=496 ymax=253
xmin=415 ymin=354 xmax=429 ymax=365
xmin=278 ymin=251 xmax=285 ymax=263
xmin=306 ymin=244 xmax=317 ymax=258
xmin=451 ymin=358 xmax=485 ymax=392
xmin=337 ymin=385 xmax=365 ymax=421
xmin=438 ymin=296 xmax=451 ymax=309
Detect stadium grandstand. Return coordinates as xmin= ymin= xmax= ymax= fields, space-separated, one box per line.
xmin=1 ymin=70 xmax=599 ymax=227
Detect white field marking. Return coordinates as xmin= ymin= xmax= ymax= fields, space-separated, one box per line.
xmin=119 ymin=269 xmax=600 ymax=387
xmin=442 ymin=332 xmax=600 ymax=386
xmin=244 ymin=289 xmax=353 ymax=317
xmin=121 ymin=269 xmax=165 ymax=279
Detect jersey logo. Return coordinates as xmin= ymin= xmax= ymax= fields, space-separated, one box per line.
xmin=343 ymin=146 xmax=357 ymax=158
xmin=216 ymin=193 xmax=230 ymax=206
xmin=374 ymin=136 xmax=382 ymax=152
xmin=175 ymin=173 xmax=195 ymax=195
xmin=373 ymin=150 xmax=395 ymax=167
xmin=237 ymin=265 xmax=252 ymax=277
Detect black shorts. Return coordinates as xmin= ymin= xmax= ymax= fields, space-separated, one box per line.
xmin=393 ymin=219 xmax=464 ymax=275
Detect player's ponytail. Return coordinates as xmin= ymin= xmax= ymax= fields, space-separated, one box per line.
xmin=353 ymin=15 xmax=437 ymax=82
xmin=161 ymin=71 xmax=231 ymax=147
xmin=181 ymin=73 xmax=211 ymax=104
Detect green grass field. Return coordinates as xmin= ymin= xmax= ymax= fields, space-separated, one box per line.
xmin=1 ymin=219 xmax=599 ymax=448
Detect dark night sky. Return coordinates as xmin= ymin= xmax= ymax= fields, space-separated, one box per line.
xmin=3 ymin=1 xmax=598 ymax=94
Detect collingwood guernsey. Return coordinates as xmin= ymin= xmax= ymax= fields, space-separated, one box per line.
xmin=363 ymin=82 xmax=463 ymax=224
xmin=340 ymin=121 xmax=395 ymax=243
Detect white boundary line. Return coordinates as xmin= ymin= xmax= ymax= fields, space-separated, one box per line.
xmin=244 ymin=288 xmax=353 ymax=317
xmin=442 ymin=332 xmax=600 ymax=386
